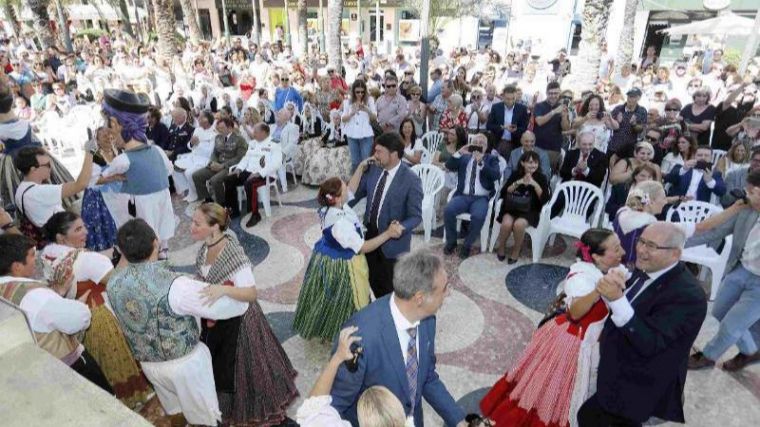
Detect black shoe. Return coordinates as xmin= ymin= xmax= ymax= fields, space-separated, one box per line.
xmin=458 ymin=246 xmax=471 ymax=260
xmin=508 ymin=257 xmax=518 ymax=265
xmin=245 ymin=212 xmax=262 ymax=228
xmin=688 ymin=351 xmax=715 ymax=370
xmin=443 ymin=243 xmax=457 ymax=255
xmin=722 ymin=352 xmax=760 ymax=372
xmin=496 ymin=252 xmax=506 ymax=262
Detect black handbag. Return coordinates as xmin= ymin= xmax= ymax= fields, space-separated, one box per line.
xmin=370 ymin=119 xmax=383 ymax=137
xmin=505 ymin=190 xmax=532 ymax=214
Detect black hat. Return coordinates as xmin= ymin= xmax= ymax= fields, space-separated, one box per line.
xmin=104 ymin=89 xmax=150 ymax=114
xmin=626 ymin=87 xmax=643 ymax=97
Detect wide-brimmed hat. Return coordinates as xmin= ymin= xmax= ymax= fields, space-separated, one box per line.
xmin=103 ymin=89 xmax=150 ymax=114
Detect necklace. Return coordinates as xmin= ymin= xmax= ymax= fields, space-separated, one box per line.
xmin=206 ymin=235 xmax=226 ymax=249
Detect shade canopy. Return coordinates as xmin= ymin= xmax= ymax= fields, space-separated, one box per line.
xmin=660 ymin=12 xmax=758 ymax=36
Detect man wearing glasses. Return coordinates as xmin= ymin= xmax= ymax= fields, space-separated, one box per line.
xmin=376 ymin=75 xmax=409 ymax=133
xmin=579 ymin=222 xmax=707 ymax=426
xmin=273 ymin=73 xmax=303 ymax=112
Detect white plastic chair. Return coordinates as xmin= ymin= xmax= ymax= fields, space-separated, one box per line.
xmin=412 ymin=164 xmax=445 ymax=242
xmin=257 ymin=174 xmax=283 ymax=217
xmin=505 ymin=181 xmax=604 ymax=262
xmin=666 ymin=201 xmax=729 ymax=300
xmin=421 ymin=132 xmax=444 ymax=164
xmin=444 ymin=179 xmax=501 ymax=251
xmin=712 ymin=149 xmax=727 ymax=168
xmin=549 ymin=148 xmax=566 ymax=194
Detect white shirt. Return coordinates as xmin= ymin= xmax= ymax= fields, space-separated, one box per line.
xmin=372 ymin=162 xmax=401 ymax=227
xmin=323 ymin=206 xmax=365 ymax=254
xmin=234 ymin=137 xmax=283 ymax=178
xmin=680 ymin=167 xmax=716 ymax=198
xmin=341 ymin=98 xmax=377 ymax=139
xmin=389 ymin=294 xmax=420 ymax=362
xmin=608 ymin=262 xmax=679 ymax=327
xmin=462 ymin=157 xmax=489 ymax=197
xmin=191 ymin=126 xmax=218 ymax=157
xmin=167 ymin=276 xmax=249 ymax=320
xmin=402 ymin=139 xmax=424 ymax=165
xmin=14 ymin=181 xmax=64 ymax=227
xmin=464 ymin=103 xmax=487 ymax=131
xmin=0 ymin=276 xmax=91 ymax=335
xmin=502 ymin=105 xmax=515 ymax=140
xmin=40 ymin=243 xmax=113 ymax=287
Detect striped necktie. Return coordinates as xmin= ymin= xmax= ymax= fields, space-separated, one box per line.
xmin=405 ymin=327 xmax=419 ymax=414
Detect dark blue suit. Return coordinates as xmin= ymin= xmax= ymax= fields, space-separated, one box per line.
xmin=579 ymin=263 xmax=707 ymax=425
xmin=486 ymin=102 xmax=529 ymax=154
xmin=443 ymin=153 xmax=501 ymax=249
xmin=664 ymin=165 xmax=726 ymax=203
xmin=349 ymin=162 xmax=423 ymax=296
xmin=330 ymin=295 xmax=466 ymax=427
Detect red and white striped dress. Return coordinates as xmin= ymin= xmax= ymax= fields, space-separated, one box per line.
xmin=480 ymin=262 xmax=611 ymax=427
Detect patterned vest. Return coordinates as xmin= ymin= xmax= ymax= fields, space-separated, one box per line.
xmin=108 ymin=262 xmax=199 ymax=362
xmin=121 ymin=145 xmax=170 ymax=195
xmin=0 ymin=280 xmax=80 ymax=362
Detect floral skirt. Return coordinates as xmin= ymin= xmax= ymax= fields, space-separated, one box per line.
xmin=293 ymin=252 xmax=370 ymax=341
xmin=294 ymin=137 xmax=352 ymax=186
xmin=83 ymin=304 xmax=152 ymax=409
xmin=81 ymin=188 xmax=117 ymax=251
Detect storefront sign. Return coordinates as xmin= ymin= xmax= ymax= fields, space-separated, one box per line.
xmin=262 ymin=0 xmax=403 ymax=7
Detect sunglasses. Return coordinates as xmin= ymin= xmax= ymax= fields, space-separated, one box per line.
xmin=355 ymin=90 xmax=365 ymax=94
xmin=281 ymin=78 xmax=289 ymax=81
xmin=411 ymin=93 xmax=421 ymax=96
xmin=385 ymin=84 xmax=397 ymax=88
xmin=665 ymin=108 xmax=679 ymax=112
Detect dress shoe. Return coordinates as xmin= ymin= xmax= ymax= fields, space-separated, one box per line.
xmin=507 ymin=257 xmax=518 ymax=265
xmin=722 ymin=352 xmax=760 ymax=372
xmin=458 ymin=246 xmax=471 ymax=260
xmin=496 ymin=252 xmax=506 ymax=262
xmin=687 ymin=351 xmax=715 ymax=370
xmin=443 ymin=243 xmax=457 ymax=255
xmin=203 ymin=197 xmax=214 ymax=204
xmin=245 ymin=212 xmax=262 ymax=228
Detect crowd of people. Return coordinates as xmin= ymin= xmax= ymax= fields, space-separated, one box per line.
xmin=0 ymin=27 xmax=760 ymax=427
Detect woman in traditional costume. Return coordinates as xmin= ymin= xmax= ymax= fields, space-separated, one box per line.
xmin=41 ymin=211 xmax=152 ymax=409
xmin=190 ymin=202 xmax=299 ymax=426
xmin=292 ymin=177 xmax=403 ymax=341
xmin=480 ymin=228 xmax=627 ymax=427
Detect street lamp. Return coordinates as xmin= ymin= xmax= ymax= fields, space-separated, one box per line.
xmin=419 ymin=0 xmax=431 ymax=100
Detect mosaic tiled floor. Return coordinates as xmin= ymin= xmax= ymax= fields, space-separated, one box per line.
xmin=150 ymin=183 xmax=760 ymax=426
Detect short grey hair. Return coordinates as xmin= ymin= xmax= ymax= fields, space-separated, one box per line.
xmin=577 ymin=130 xmax=595 ymax=144
xmin=651 ymin=221 xmax=686 ymax=249
xmin=393 ymin=249 xmax=443 ymax=299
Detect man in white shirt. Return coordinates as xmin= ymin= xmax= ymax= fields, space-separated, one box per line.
xmin=14 ymin=146 xmax=93 ymax=237
xmin=173 ymin=111 xmax=218 ymax=202
xmin=464 ymin=89 xmax=488 ymax=133
xmin=108 ymin=219 xmax=249 ymax=427
xmin=0 ymin=234 xmax=113 ymax=393
xmin=270 ymin=109 xmax=300 ymax=192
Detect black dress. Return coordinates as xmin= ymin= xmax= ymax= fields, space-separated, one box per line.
xmin=680 ymin=104 xmax=717 ymax=146
xmin=497 ymin=171 xmax=551 ymax=227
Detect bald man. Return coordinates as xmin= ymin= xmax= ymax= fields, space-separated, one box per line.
xmin=579 ymin=222 xmax=707 ymax=426
xmin=504 ymin=131 xmax=552 ymax=180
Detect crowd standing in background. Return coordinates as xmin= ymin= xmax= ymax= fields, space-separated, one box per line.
xmin=0 ymin=28 xmax=760 ymax=427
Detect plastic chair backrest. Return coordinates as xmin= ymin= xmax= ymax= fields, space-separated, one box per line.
xmin=666 ymin=200 xmax=723 ymax=223
xmin=412 ymin=164 xmax=445 ymax=196
xmin=712 ymin=149 xmax=727 ymax=167
xmin=556 ymin=181 xmax=603 ymax=221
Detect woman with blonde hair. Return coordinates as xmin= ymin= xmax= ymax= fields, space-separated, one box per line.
xmin=612 ymin=180 xmax=671 ymax=267
xmin=716 ymin=141 xmax=750 ymax=175
xmin=439 ymin=94 xmax=467 ymax=131
xmin=609 ymin=141 xmax=662 ymax=185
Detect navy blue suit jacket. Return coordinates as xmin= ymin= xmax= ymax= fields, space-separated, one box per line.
xmin=330 ymin=295 xmax=466 ymax=427
xmin=596 ymin=263 xmax=707 ymax=423
xmin=349 ymin=162 xmax=423 ymax=259
xmin=665 ymin=166 xmax=726 ymax=202
xmin=445 ymin=153 xmax=501 ymax=196
xmin=486 ymin=102 xmax=529 ymax=143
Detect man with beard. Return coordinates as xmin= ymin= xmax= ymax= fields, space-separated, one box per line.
xmin=712 ymin=82 xmax=757 ymax=151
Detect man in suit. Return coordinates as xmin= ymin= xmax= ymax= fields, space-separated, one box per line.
xmin=330 ymin=249 xmax=467 ymax=427
xmin=687 ymin=169 xmax=760 ymax=371
xmin=486 ymin=85 xmax=529 ymax=158
xmin=579 ymin=222 xmax=707 ymax=426
xmin=504 ymin=130 xmax=552 ymax=180
xmin=443 ymin=133 xmax=501 ymax=259
xmin=349 ymin=132 xmax=423 ymax=297
xmin=559 ymin=131 xmax=607 ymax=188
xmin=191 ymin=117 xmax=248 ymax=204
xmin=720 ymin=147 xmax=760 ymax=207
xmin=665 ymin=145 xmax=726 ymax=203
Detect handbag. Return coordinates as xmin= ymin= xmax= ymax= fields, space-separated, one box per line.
xmin=505 ymin=190 xmax=532 ymax=214
xmin=369 ymin=118 xmax=383 ymax=137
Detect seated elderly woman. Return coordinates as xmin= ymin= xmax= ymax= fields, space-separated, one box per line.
xmin=438 ymin=94 xmax=467 ymax=132
xmin=322 ymin=110 xmax=346 ymax=147
xmin=609 ymin=141 xmax=662 ymax=185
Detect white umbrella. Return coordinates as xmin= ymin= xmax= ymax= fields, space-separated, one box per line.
xmin=660 ymin=12 xmax=758 ymax=36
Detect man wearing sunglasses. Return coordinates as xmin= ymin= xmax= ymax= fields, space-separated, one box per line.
xmin=273 ymin=73 xmax=303 ymax=112
xmin=376 ymin=75 xmax=409 ymax=133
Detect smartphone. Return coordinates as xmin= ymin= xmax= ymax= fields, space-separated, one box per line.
xmin=468 ymin=145 xmax=483 ymax=153
xmin=694 ymin=160 xmax=713 ymax=170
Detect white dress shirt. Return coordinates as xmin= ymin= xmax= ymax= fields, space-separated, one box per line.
xmin=168 ymin=276 xmax=249 ymax=320
xmin=502 ymin=105 xmax=515 ymax=140
xmin=462 ymin=157 xmax=490 ymax=196
xmin=680 ymin=167 xmax=716 ymax=198
xmin=389 ymin=294 xmax=420 ymax=362
xmin=234 ymin=137 xmax=283 ymax=178
xmin=607 ymin=262 xmax=679 ymax=327
xmin=372 ymin=161 xmax=401 ymax=227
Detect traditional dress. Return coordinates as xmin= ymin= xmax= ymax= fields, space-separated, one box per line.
xmin=196 ymin=232 xmax=299 ymax=426
xmin=481 ymin=262 xmax=627 ymax=427
xmin=43 ymin=245 xmax=152 ymax=408
xmin=0 ymin=119 xmax=75 ymax=210
xmin=293 ymin=205 xmax=371 ymax=341
xmin=81 ymin=159 xmax=119 ymax=251
xmin=613 ymin=207 xmax=657 ymax=268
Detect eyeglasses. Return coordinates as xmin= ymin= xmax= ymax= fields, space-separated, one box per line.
xmin=665 ymin=108 xmax=679 ymax=112
xmin=281 ymin=78 xmax=289 ymax=81
xmin=385 ymin=84 xmax=397 ymax=88
xmin=355 ymin=90 xmax=365 ymax=94
xmin=636 ymin=237 xmax=676 ymax=251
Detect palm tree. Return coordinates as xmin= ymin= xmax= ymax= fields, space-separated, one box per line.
xmin=114 ymin=0 xmax=136 ymax=38
xmin=179 ymin=0 xmax=202 ymax=44
xmin=573 ymin=0 xmax=612 ymax=92
xmin=326 ymin=0 xmax=342 ymax=70
xmin=1 ymin=0 xmax=22 ymax=37
xmin=297 ymin=0 xmax=308 ymax=57
xmin=152 ymin=0 xmax=178 ymax=61
xmin=616 ymin=0 xmax=637 ymax=74
xmin=26 ymin=0 xmax=56 ymax=49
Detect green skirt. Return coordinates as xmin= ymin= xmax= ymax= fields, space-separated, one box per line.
xmin=293 ymin=252 xmax=370 ymax=342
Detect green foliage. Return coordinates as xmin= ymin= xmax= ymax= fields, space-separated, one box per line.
xmin=402 ymin=0 xmax=479 ymax=34
xmin=724 ymin=48 xmax=742 ymax=68
xmin=147 ymin=31 xmax=186 ymax=46
xmin=75 ymin=28 xmax=108 ymax=42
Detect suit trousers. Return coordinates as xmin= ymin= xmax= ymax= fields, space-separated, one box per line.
xmin=222 ymin=171 xmax=251 ymax=215
xmin=192 ymin=167 xmax=229 ymax=203
xmin=703 ymin=265 xmax=760 ymax=360
xmin=444 ymin=194 xmax=490 ymax=249
xmin=365 ymin=224 xmax=396 ymax=298
xmin=577 ymin=394 xmax=642 ymax=427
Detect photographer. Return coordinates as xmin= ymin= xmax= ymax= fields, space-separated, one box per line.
xmin=664 ymin=145 xmax=726 ymax=203
xmin=687 ymin=169 xmax=760 ymax=372
xmin=443 ymin=134 xmax=501 ymax=259
xmin=533 ymin=82 xmax=570 ymax=172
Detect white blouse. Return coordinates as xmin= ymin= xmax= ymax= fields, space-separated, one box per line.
xmin=341 ymin=98 xmax=377 ymax=139
xmin=322 ymin=206 xmax=365 ymax=254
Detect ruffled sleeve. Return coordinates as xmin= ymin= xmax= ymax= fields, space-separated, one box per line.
xmin=563 ymin=262 xmax=603 ymax=299
xmin=295 ymin=396 xmax=352 ymax=427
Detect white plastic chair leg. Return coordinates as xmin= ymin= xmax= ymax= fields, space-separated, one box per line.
xmin=236 ymin=187 xmax=247 ymax=214
xmin=278 ymin=166 xmax=288 ymax=192
xmin=257 ymin=186 xmax=272 ymax=217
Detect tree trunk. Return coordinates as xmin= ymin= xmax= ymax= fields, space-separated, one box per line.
xmin=26 ymin=0 xmax=56 ymax=49
xmin=574 ymin=0 xmax=612 ymax=92
xmin=117 ymin=0 xmax=135 ymax=38
xmin=327 ymin=0 xmax=342 ymax=71
xmin=250 ymin=0 xmax=260 ymax=45
xmin=616 ymin=0 xmax=637 ymax=73
xmin=297 ymin=0 xmax=308 ymax=57
xmin=2 ymin=2 xmax=22 ymax=37
xmin=153 ymin=0 xmax=178 ymax=61
xmin=179 ymin=0 xmax=202 ymax=44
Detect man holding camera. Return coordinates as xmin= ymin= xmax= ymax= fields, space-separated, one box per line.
xmin=687 ymin=169 xmax=760 ymax=372
xmin=665 ymin=145 xmax=726 ymax=203
xmin=533 ymin=82 xmax=570 ymax=172
xmin=443 ymin=134 xmax=501 ymax=259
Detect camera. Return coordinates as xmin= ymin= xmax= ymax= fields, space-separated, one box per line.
xmin=694 ymin=160 xmax=713 ymax=170
xmin=344 ymin=344 xmax=363 ymax=373
xmin=468 ymin=145 xmax=483 ymax=154
xmin=561 ymin=97 xmax=571 ymax=106
xmin=730 ymin=188 xmax=748 ymax=204
xmin=596 ymin=111 xmax=605 ymax=120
